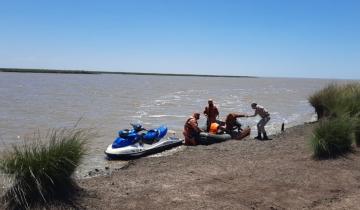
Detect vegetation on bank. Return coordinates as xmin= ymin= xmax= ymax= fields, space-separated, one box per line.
xmin=310 ymin=116 xmax=354 ymax=158
xmin=309 ymin=83 xmax=360 ymax=158
xmin=0 ymin=128 xmax=91 ymax=209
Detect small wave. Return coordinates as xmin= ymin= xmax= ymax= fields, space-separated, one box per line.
xmin=139 ymin=104 xmax=152 ymax=108
xmin=174 ymin=91 xmax=185 ymax=94
xmin=285 ymin=89 xmax=296 ymax=93
xmin=131 ymin=110 xmax=148 ymax=119
xmin=299 ymin=100 xmax=309 ymax=103
xmin=310 ymin=114 xmax=317 ymax=122
xmin=287 ymin=113 xmax=300 ymax=122
xmin=154 ymin=99 xmax=179 ymax=106
xmin=149 ymin=115 xmax=186 ymax=118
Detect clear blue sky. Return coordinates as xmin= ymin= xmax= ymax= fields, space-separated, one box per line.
xmin=0 ymin=0 xmax=359 ymax=79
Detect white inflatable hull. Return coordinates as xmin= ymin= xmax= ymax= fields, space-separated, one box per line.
xmin=105 ymin=137 xmax=183 ymax=159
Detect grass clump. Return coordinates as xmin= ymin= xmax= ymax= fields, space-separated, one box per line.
xmin=309 ymin=83 xmax=360 ymax=120
xmin=352 ymin=116 xmax=360 ymax=146
xmin=0 ymin=128 xmax=91 ymax=209
xmin=309 ymin=82 xmax=360 ymax=158
xmin=310 ymin=116 xmax=354 ymax=158
xmin=308 ymin=83 xmax=340 ymax=120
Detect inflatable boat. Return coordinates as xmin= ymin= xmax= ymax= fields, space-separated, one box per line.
xmin=198 ymin=126 xmax=251 ymax=145
xmin=105 ymin=124 xmax=183 ymax=159
xmin=198 ymin=132 xmax=232 ymax=145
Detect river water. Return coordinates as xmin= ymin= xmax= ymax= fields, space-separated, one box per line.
xmin=0 ymin=72 xmax=353 ymax=176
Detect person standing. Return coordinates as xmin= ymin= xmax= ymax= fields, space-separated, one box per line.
xmin=203 ymin=99 xmax=219 ymax=132
xmin=183 ymin=113 xmax=203 ymax=145
xmin=246 ymin=103 xmax=271 ymax=140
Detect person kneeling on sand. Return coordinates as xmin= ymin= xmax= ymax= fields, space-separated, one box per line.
xmin=246 ymin=103 xmax=271 ymax=140
xmin=183 ymin=113 xmax=203 ymax=146
xmin=223 ymin=113 xmax=251 ymax=139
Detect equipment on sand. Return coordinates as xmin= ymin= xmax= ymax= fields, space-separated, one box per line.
xmin=105 ymin=124 xmax=183 ymax=159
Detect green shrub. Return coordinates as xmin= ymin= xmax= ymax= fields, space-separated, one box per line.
xmin=310 ymin=117 xmax=354 ymax=158
xmin=309 ymin=82 xmax=360 ymax=149
xmin=309 ymin=83 xmax=360 ymax=119
xmin=355 ymin=131 xmax=360 ymax=147
xmin=353 ymin=118 xmax=360 ymax=146
xmin=0 ymin=128 xmax=91 ymax=209
xmin=308 ymin=83 xmax=340 ymax=120
xmin=346 ymin=86 xmax=360 ymax=115
xmin=346 ymin=84 xmax=360 ymax=146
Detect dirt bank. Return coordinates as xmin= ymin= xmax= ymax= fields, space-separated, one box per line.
xmin=4 ymin=123 xmax=360 ymax=209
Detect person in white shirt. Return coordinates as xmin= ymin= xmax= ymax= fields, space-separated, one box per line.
xmin=246 ymin=102 xmax=271 ymax=140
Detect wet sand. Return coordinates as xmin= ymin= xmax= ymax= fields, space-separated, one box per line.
xmin=3 ymin=122 xmax=360 ymax=209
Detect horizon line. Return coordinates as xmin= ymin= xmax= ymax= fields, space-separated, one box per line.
xmin=0 ymin=67 xmax=257 ymax=78
xmin=1 ymin=67 xmax=358 ymax=81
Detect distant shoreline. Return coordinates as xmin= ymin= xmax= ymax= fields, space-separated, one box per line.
xmin=0 ymin=68 xmax=256 ymax=78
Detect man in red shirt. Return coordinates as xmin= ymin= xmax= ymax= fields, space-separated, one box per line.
xmin=203 ymin=99 xmax=219 ymax=132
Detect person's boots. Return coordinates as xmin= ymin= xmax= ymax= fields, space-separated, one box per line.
xmin=254 ymin=132 xmax=262 ymax=140
xmin=262 ymin=132 xmax=270 ymax=140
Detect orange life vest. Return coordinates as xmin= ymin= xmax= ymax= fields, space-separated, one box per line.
xmin=209 ymin=123 xmax=219 ymax=134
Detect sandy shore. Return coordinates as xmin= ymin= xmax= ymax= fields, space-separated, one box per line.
xmin=3 ymin=122 xmax=360 ymax=209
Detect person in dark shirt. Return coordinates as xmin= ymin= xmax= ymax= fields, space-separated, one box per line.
xmin=223 ymin=113 xmax=250 ymax=140
xmin=224 ymin=113 xmax=245 ymax=132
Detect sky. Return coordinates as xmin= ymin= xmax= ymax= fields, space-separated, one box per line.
xmin=0 ymin=0 xmax=359 ymax=79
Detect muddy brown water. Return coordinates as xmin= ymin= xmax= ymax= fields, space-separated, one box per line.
xmin=0 ymin=72 xmax=355 ymax=176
